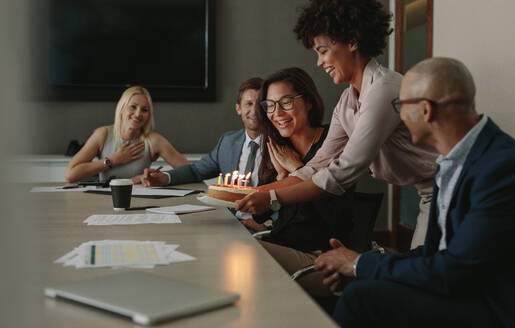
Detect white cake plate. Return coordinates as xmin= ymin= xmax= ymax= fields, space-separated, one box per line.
xmin=197 ymin=195 xmax=236 ymax=208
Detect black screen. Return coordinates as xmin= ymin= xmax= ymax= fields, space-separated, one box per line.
xmin=39 ymin=0 xmax=215 ymax=101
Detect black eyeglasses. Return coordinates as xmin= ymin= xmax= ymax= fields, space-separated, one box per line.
xmin=391 ymin=97 xmax=438 ymax=113
xmin=260 ymin=95 xmax=303 ymax=114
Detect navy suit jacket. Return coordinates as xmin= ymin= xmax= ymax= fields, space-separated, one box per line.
xmin=166 ymin=129 xmax=246 ymax=185
xmin=358 ymin=119 xmax=515 ymax=326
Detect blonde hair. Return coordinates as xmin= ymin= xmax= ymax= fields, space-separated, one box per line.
xmin=113 ymin=86 xmax=155 ymax=140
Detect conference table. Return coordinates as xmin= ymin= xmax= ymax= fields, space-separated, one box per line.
xmin=8 ymin=183 xmax=338 ymax=327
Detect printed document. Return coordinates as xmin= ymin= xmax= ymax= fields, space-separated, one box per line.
xmin=147 ymin=204 xmax=215 ymax=215
xmin=83 ymin=213 xmax=181 ymax=225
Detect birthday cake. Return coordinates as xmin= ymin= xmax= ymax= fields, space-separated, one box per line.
xmin=207 ymin=184 xmax=258 ymax=202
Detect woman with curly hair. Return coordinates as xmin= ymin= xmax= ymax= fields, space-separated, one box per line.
xmin=236 ymin=0 xmax=438 ymax=249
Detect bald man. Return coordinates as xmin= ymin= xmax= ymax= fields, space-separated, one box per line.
xmin=315 ymin=57 xmax=515 ymax=327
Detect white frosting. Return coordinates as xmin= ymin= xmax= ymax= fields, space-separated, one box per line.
xmin=208 ymin=185 xmax=257 ymax=194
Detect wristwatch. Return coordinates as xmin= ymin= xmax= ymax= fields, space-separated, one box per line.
xmin=269 ymin=189 xmax=282 ymax=211
xmin=104 ymin=157 xmax=113 ymax=169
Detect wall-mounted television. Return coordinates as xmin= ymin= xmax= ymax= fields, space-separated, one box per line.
xmin=34 ymin=0 xmax=215 ymax=102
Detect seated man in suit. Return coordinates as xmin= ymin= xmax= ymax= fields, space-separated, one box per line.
xmin=142 ymin=77 xmax=264 ymax=223
xmin=142 ymin=77 xmax=263 ymax=188
xmin=315 ymin=57 xmax=515 ymax=327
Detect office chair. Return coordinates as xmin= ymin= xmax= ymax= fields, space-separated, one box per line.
xmin=286 ymin=192 xmax=384 ymax=315
xmin=253 ymin=192 xmax=384 ymax=276
xmin=346 ymin=192 xmax=384 ymax=253
xmin=289 ymin=191 xmax=385 ymax=277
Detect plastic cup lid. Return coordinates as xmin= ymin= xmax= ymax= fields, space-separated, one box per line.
xmin=109 ymin=179 xmax=133 ymax=186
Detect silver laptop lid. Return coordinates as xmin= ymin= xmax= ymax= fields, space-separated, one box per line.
xmin=45 ymin=271 xmax=240 ymax=325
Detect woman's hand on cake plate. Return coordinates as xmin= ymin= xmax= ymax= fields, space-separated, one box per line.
xmin=141 ymin=168 xmax=169 ymax=187
xmin=268 ymin=138 xmax=302 ymax=173
xmin=235 ymin=191 xmax=270 ymax=214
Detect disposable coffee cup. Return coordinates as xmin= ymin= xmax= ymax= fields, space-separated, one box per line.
xmin=109 ymin=179 xmax=133 ymax=210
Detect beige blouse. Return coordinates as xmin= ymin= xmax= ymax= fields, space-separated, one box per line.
xmin=292 ymin=59 xmax=438 ymax=195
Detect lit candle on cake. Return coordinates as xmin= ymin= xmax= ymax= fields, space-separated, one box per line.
xmin=224 ymin=173 xmax=231 ymax=185
xmin=244 ymin=172 xmax=251 ymax=187
xmin=218 ymin=173 xmax=222 ymax=185
xmin=231 ymin=171 xmax=238 ymax=185
xmin=238 ymin=174 xmax=244 ymax=187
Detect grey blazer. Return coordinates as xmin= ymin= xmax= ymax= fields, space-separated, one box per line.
xmin=166 ymin=129 xmax=246 ymax=185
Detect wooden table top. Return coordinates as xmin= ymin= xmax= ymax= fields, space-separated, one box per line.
xmin=0 ymin=183 xmax=337 ymax=328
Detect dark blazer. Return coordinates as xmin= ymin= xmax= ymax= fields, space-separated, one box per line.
xmin=166 ymin=129 xmax=246 ymax=185
xmin=357 ymin=119 xmax=515 ymax=327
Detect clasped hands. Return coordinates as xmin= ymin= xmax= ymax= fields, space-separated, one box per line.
xmin=235 ymin=138 xmax=302 ymax=214
xmin=267 ymin=137 xmax=302 ymax=180
xmin=314 ymin=238 xmax=360 ymax=292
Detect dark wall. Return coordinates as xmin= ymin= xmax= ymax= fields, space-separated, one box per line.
xmin=13 ymin=0 xmax=391 ymax=229
xmin=19 ymin=0 xmax=358 ymax=155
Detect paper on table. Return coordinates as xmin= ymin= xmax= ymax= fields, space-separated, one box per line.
xmin=94 ymin=185 xmax=194 ymax=197
xmin=79 ymin=241 xmax=168 ymax=268
xmin=108 ymin=245 xmax=195 ymax=269
xmin=166 ymin=250 xmax=197 ymax=262
xmin=30 ymin=186 xmax=97 ymax=192
xmin=133 ymin=186 xmax=194 ymax=196
xmin=54 ymin=240 xmax=194 ymax=269
xmin=83 ymin=213 xmax=181 ymax=225
xmin=55 ymin=247 xmax=80 ymax=264
xmin=147 ymin=204 xmax=215 ymax=215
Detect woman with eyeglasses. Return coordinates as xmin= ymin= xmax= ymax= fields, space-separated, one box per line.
xmin=236 ymin=0 xmax=438 ymax=249
xmin=242 ymin=67 xmax=355 ymax=298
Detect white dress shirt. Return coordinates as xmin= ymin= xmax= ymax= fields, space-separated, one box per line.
xmin=235 ymin=132 xmax=262 ymax=220
xmin=238 ymin=132 xmax=262 ymax=187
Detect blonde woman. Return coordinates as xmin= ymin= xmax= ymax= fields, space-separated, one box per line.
xmin=65 ymin=86 xmax=189 ymax=183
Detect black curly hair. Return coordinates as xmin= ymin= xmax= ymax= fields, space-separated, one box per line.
xmin=294 ymin=0 xmax=392 ymax=59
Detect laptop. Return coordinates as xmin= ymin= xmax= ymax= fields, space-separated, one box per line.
xmin=44 ymin=271 xmax=240 ymax=325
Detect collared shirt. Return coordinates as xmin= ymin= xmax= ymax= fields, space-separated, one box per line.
xmin=163 ymin=129 xmax=263 ymax=220
xmin=238 ymin=132 xmax=262 ymax=188
xmin=435 ymin=115 xmax=488 ymax=250
xmin=164 ymin=131 xmax=262 ymax=187
xmin=292 ymin=59 xmax=438 ymax=194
